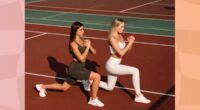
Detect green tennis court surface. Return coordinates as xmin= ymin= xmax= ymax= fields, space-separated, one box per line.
xmin=26 ymin=9 xmax=175 ymax=36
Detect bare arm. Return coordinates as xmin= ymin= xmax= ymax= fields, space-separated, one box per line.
xmin=127 ymin=35 xmax=135 ymax=52
xmin=109 ymin=36 xmax=133 ymax=57
xmin=127 ymin=44 xmax=133 ymax=52
xmin=84 ymin=39 xmax=96 ymax=55
xmin=70 ymin=41 xmax=90 ymax=63
xmin=89 ymin=45 xmax=96 ymax=55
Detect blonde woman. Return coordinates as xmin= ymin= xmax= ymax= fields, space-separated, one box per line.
xmin=99 ymin=18 xmax=150 ymax=104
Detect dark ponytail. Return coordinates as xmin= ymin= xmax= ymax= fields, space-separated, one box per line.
xmin=68 ymin=21 xmax=84 ymax=52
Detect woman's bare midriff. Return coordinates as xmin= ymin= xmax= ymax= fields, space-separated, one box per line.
xmin=111 ymin=54 xmax=122 ymax=59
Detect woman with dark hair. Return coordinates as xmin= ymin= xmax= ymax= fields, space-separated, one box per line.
xmin=35 ymin=21 xmax=104 ymax=107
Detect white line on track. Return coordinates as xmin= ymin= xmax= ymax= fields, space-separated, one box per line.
xmin=26 ymin=4 xmax=174 ymax=17
xmin=25 ymin=22 xmax=174 ymax=37
xmin=25 ymin=17 xmax=174 ymax=32
xmin=120 ymin=0 xmax=163 ymax=12
xmin=25 ymin=33 xmax=47 ymax=40
xmin=25 ymin=30 xmax=174 ymax=47
xmin=26 ymin=72 xmax=175 ymax=97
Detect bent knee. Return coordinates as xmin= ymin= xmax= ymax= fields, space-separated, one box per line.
xmin=63 ymin=88 xmax=68 ymax=91
xmin=131 ymin=68 xmax=140 ymax=75
xmin=95 ymin=73 xmax=100 ymax=80
xmin=62 ymin=85 xmax=69 ymax=91
xmin=91 ymin=72 xmax=101 ymax=80
xmin=107 ymin=86 xmax=115 ymax=91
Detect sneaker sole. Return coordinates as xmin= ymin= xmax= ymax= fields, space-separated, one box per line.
xmin=135 ymin=100 xmax=151 ymax=104
xmin=35 ymin=84 xmax=47 ymax=97
xmin=88 ymin=102 xmax=104 ymax=107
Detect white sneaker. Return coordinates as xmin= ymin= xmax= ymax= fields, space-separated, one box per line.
xmin=82 ymin=80 xmax=91 ymax=91
xmin=88 ymin=97 xmax=104 ymax=107
xmin=35 ymin=84 xmax=47 ymax=97
xmin=135 ymin=94 xmax=151 ymax=104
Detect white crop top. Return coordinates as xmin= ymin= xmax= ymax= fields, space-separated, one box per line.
xmin=109 ymin=42 xmax=126 ymax=54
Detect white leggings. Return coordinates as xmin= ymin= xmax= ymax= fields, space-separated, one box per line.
xmin=99 ymin=56 xmax=141 ymax=94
